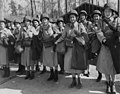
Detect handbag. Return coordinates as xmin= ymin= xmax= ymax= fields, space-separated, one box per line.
xmin=42 ymin=37 xmax=55 ymax=48
xmin=56 ymin=41 xmax=66 ymax=53
xmin=23 ymin=39 xmax=32 ymax=47
xmin=15 ymin=45 xmax=24 ymax=54
xmin=65 ymin=38 xmax=73 ymax=47
xmin=75 ymin=36 xmax=85 ymax=46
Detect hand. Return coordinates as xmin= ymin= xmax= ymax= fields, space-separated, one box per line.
xmin=103 ymin=18 xmax=109 ymax=24
xmin=55 ymin=41 xmax=58 ymax=45
xmin=102 ymin=39 xmax=108 ymax=46
xmin=53 ymin=34 xmax=58 ymax=38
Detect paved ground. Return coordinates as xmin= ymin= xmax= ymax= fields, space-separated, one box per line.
xmin=0 ymin=64 xmax=120 ymax=94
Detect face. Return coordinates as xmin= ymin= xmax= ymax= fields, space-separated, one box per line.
xmin=104 ymin=8 xmax=112 ymax=18
xmin=58 ymin=21 xmax=64 ymax=28
xmin=70 ymin=14 xmax=77 ymax=23
xmin=80 ymin=14 xmax=86 ymax=21
xmin=93 ymin=14 xmax=100 ymax=21
xmin=11 ymin=23 xmax=15 ymax=29
xmin=0 ymin=22 xmax=5 ymax=29
xmin=42 ymin=18 xmax=49 ymax=26
xmin=33 ymin=20 xmax=39 ymax=27
xmin=25 ymin=21 xmax=31 ymax=27
xmin=15 ymin=23 xmax=21 ymax=29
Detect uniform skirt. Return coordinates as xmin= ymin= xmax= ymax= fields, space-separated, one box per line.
xmin=64 ymin=47 xmax=84 ymax=74
xmin=21 ymin=47 xmax=32 ymax=66
xmin=43 ymin=46 xmax=58 ymax=67
xmin=0 ymin=45 xmax=8 ymax=66
xmin=96 ymin=45 xmax=116 ymax=75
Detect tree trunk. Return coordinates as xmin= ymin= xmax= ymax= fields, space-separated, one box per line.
xmin=0 ymin=0 xmax=4 ymax=20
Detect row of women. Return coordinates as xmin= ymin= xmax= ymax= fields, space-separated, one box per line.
xmin=0 ymin=3 xmax=120 ymax=93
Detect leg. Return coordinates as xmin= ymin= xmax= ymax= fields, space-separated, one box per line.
xmin=40 ymin=65 xmax=46 ymax=74
xmin=57 ymin=53 xmax=64 ymax=74
xmin=110 ymin=74 xmax=116 ymax=93
xmin=69 ymin=74 xmax=76 ymax=88
xmin=83 ymin=60 xmax=90 ymax=77
xmin=35 ymin=60 xmax=40 ymax=72
xmin=76 ymin=74 xmax=82 ymax=89
xmin=54 ymin=66 xmax=58 ymax=82
xmin=96 ymin=71 xmax=102 ymax=82
xmin=25 ymin=66 xmax=30 ymax=80
xmin=105 ymin=74 xmax=111 ymax=93
xmin=29 ymin=61 xmax=35 ymax=80
xmin=47 ymin=67 xmax=54 ymax=81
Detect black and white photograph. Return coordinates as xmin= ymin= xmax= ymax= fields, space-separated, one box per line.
xmin=0 ymin=0 xmax=120 ymax=94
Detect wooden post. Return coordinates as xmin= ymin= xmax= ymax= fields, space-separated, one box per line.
xmin=58 ymin=0 xmax=60 ymax=17
xmin=33 ymin=0 xmax=36 ymax=16
xmin=65 ymin=0 xmax=67 ymax=13
xmin=0 ymin=0 xmax=4 ymax=20
xmin=118 ymin=0 xmax=120 ymax=16
xmin=30 ymin=0 xmax=34 ymax=17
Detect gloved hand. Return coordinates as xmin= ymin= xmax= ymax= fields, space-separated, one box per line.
xmin=102 ymin=39 xmax=108 ymax=46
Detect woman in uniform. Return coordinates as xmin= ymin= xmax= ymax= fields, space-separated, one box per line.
xmin=21 ymin=16 xmax=36 ymax=80
xmin=79 ymin=10 xmax=91 ymax=77
xmin=90 ymin=10 xmax=103 ymax=82
xmin=56 ymin=18 xmax=65 ymax=74
xmin=14 ymin=18 xmax=25 ymax=74
xmin=31 ymin=17 xmax=43 ymax=73
xmin=0 ymin=19 xmax=13 ymax=77
xmin=96 ymin=3 xmax=120 ymax=93
xmin=55 ymin=10 xmax=87 ymax=89
xmin=41 ymin=13 xmax=59 ymax=82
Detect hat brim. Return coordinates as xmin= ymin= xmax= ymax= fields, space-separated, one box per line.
xmin=92 ymin=13 xmax=101 ymax=18
xmin=80 ymin=12 xmax=87 ymax=16
xmin=0 ymin=20 xmax=6 ymax=23
xmin=41 ymin=17 xmax=49 ymax=21
xmin=69 ymin=13 xmax=78 ymax=17
xmin=32 ymin=19 xmax=40 ymax=23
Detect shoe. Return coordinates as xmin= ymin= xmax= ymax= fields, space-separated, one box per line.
xmin=25 ymin=71 xmax=30 ymax=80
xmin=17 ymin=65 xmax=25 ymax=74
xmin=69 ymin=77 xmax=77 ymax=88
xmin=59 ymin=70 xmax=64 ymax=74
xmin=6 ymin=67 xmax=10 ymax=77
xmin=76 ymin=77 xmax=82 ymax=89
xmin=83 ymin=71 xmax=90 ymax=77
xmin=96 ymin=72 xmax=102 ymax=82
xmin=40 ymin=66 xmax=46 ymax=74
xmin=29 ymin=71 xmax=35 ymax=80
xmin=35 ymin=65 xmax=40 ymax=72
xmin=106 ymin=81 xmax=111 ymax=93
xmin=54 ymin=70 xmax=58 ymax=82
xmin=47 ymin=68 xmax=54 ymax=81
xmin=2 ymin=66 xmax=7 ymax=78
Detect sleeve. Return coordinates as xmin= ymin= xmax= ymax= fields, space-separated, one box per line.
xmin=80 ymin=23 xmax=87 ymax=34
xmin=96 ymin=30 xmax=106 ymax=43
xmin=48 ymin=26 xmax=54 ymax=36
xmin=52 ymin=25 xmax=60 ymax=38
xmin=74 ymin=23 xmax=87 ymax=36
xmin=7 ymin=29 xmax=14 ymax=37
xmin=114 ymin=17 xmax=120 ymax=36
xmin=117 ymin=17 xmax=120 ymax=33
xmin=55 ymin=26 xmax=67 ymax=43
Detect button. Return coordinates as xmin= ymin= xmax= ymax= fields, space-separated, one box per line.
xmin=114 ymin=45 xmax=117 ymax=48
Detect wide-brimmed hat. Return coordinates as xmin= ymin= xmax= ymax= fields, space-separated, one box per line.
xmin=69 ymin=10 xmax=78 ymax=17
xmin=0 ymin=19 xmax=6 ymax=23
xmin=80 ymin=10 xmax=88 ymax=16
xmin=32 ymin=17 xmax=40 ymax=23
xmin=92 ymin=10 xmax=102 ymax=17
xmin=104 ymin=3 xmax=118 ymax=15
xmin=24 ymin=16 xmax=32 ymax=22
xmin=41 ymin=13 xmax=49 ymax=21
